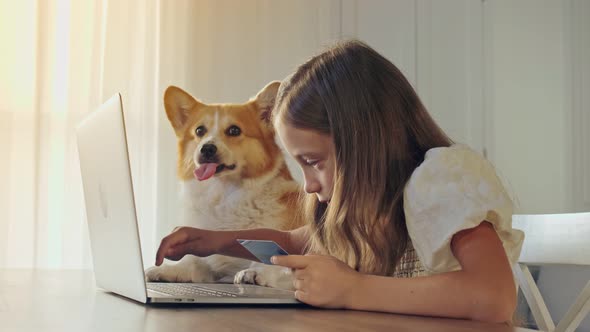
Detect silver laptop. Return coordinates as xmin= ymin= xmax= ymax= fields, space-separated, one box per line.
xmin=76 ymin=93 xmax=299 ymax=304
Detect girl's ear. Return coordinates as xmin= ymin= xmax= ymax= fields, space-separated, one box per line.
xmin=252 ymin=81 xmax=281 ymax=124
xmin=163 ymin=86 xmax=205 ymax=136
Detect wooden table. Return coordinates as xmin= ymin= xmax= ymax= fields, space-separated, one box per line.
xmin=0 ymin=269 xmax=536 ymax=332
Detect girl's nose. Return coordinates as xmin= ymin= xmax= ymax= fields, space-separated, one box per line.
xmin=303 ymin=177 xmax=321 ymax=194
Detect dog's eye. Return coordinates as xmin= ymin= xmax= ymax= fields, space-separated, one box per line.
xmin=195 ymin=126 xmax=207 ymax=137
xmin=226 ymin=125 xmax=241 ymax=137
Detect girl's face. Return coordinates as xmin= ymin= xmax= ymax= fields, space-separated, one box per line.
xmin=276 ymin=122 xmax=335 ymax=203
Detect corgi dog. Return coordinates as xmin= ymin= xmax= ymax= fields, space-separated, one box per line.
xmin=145 ymin=82 xmax=302 ymax=290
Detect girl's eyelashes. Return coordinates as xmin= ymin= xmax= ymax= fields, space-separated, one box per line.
xmin=296 ymin=155 xmax=322 ymax=168
xmin=305 ymin=159 xmax=320 ymax=168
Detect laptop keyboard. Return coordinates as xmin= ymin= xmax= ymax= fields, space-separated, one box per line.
xmin=148 ymin=283 xmax=241 ymax=298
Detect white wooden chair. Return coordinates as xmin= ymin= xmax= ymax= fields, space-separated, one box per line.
xmin=512 ymin=212 xmax=590 ymax=332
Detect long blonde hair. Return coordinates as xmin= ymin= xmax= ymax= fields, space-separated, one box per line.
xmin=273 ymin=40 xmax=452 ymax=275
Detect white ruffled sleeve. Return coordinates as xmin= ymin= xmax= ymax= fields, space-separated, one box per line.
xmin=403 ymin=144 xmax=524 ymax=275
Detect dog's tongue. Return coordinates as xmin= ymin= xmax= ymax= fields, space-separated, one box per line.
xmin=194 ymin=163 xmax=218 ymax=181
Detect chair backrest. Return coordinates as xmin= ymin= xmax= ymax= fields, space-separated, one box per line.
xmin=512 ymin=212 xmax=590 ymax=332
xmin=513 ymin=212 xmax=590 ymax=266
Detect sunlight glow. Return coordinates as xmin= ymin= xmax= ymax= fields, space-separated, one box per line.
xmin=46 ymin=0 xmax=71 ymax=267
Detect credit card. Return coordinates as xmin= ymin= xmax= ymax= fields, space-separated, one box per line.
xmin=236 ymin=239 xmax=289 ymax=264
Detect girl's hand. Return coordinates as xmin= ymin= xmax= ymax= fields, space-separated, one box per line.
xmin=155 ymin=227 xmax=228 ymax=266
xmin=271 ymin=254 xmax=363 ymax=308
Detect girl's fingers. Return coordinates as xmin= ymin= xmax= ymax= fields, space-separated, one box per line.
xmin=293 ymin=269 xmax=306 ymax=279
xmin=293 ymin=278 xmax=306 ymax=290
xmin=164 ymin=242 xmax=194 ymax=261
xmin=155 ymin=231 xmax=188 ymax=266
xmin=271 ymin=255 xmax=311 ymax=269
xmin=294 ymin=290 xmax=308 ymax=302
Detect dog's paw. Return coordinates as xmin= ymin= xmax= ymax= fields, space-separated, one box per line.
xmin=145 ymin=260 xmax=215 ymax=283
xmin=145 ymin=265 xmax=190 ymax=283
xmin=233 ymin=269 xmax=260 ymax=285
xmin=234 ymin=264 xmax=294 ymax=290
xmin=145 ymin=265 xmax=165 ymax=282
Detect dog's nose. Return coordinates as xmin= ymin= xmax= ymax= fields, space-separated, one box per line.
xmin=200 ymin=144 xmax=217 ymax=158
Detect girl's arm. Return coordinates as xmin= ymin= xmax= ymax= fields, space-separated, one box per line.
xmin=349 ymin=221 xmax=516 ymax=323
xmin=155 ymin=225 xmax=310 ymax=266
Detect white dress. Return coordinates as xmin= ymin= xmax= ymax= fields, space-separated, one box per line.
xmin=393 ymin=144 xmax=525 ymax=278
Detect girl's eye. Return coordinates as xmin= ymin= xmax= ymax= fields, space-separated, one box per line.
xmin=195 ymin=126 xmax=207 ymax=137
xmin=226 ymin=125 xmax=241 ymax=137
xmin=306 ymin=160 xmax=319 ymax=167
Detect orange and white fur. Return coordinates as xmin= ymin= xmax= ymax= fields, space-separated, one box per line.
xmin=145 ymin=82 xmax=301 ymax=290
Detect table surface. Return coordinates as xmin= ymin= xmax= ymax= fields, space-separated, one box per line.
xmin=0 ymin=269 xmax=537 ymax=332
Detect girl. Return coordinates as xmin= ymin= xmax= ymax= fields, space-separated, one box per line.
xmin=155 ymin=40 xmax=524 ymax=323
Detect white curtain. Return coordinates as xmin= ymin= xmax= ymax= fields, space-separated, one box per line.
xmin=0 ymin=0 xmax=161 ymax=269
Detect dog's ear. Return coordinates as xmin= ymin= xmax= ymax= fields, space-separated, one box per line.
xmin=253 ymin=81 xmax=281 ymax=124
xmin=164 ymin=86 xmax=204 ymax=136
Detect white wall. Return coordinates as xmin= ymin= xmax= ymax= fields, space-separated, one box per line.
xmin=486 ymin=0 xmax=568 ymax=214
xmin=570 ymin=0 xmax=590 ymax=213
xmin=415 ymin=0 xmax=485 ymax=152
